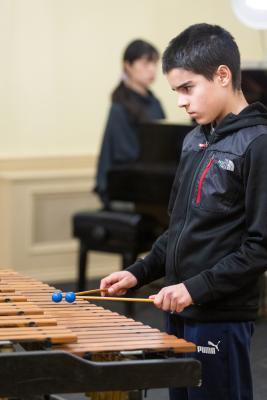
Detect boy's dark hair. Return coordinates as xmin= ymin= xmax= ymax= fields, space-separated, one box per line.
xmin=162 ymin=23 xmax=241 ymax=90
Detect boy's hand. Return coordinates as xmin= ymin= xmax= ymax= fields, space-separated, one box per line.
xmin=100 ymin=271 xmax=138 ymax=296
xmin=149 ymin=283 xmax=193 ymax=313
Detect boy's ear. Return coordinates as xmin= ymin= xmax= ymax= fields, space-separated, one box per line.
xmin=216 ymin=65 xmax=232 ymax=87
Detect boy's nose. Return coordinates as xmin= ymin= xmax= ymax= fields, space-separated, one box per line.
xmin=177 ymin=95 xmax=188 ymax=108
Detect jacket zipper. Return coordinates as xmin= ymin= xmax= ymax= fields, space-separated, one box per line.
xmin=173 ymin=135 xmax=215 ymax=275
xmin=196 ymin=158 xmax=214 ymax=204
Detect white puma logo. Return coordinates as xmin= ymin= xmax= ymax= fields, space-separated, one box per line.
xmin=197 ymin=340 xmax=222 ymax=355
xmin=208 ymin=340 xmax=221 ymax=352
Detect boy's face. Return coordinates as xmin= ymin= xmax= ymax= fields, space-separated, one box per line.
xmin=166 ymin=68 xmax=228 ymax=125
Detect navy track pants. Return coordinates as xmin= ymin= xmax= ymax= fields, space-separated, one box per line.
xmin=166 ymin=313 xmax=254 ymax=400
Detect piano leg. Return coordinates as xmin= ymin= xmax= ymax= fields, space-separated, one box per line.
xmin=77 ymin=240 xmax=88 ymax=292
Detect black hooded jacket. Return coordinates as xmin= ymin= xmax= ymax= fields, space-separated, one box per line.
xmin=127 ymin=102 xmax=267 ymax=322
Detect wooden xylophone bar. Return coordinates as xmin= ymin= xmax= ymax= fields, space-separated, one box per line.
xmin=0 ymin=269 xmax=201 ymax=398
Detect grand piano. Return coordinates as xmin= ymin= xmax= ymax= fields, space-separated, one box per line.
xmin=108 ymin=122 xmax=192 ymax=214
xmin=73 ymin=122 xmax=192 ymax=292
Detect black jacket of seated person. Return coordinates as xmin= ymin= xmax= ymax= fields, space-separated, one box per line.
xmin=127 ymin=102 xmax=267 ymax=322
xmin=94 ymin=84 xmax=165 ymax=208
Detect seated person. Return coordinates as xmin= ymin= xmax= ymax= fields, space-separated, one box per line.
xmin=94 ymin=39 xmax=165 ymax=208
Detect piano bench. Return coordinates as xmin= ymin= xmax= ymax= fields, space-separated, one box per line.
xmin=73 ymin=210 xmax=160 ymax=292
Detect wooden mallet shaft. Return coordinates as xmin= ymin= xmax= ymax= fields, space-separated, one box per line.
xmin=75 ymin=288 xmax=108 ymax=296
xmin=76 ymin=295 xmax=154 ymax=303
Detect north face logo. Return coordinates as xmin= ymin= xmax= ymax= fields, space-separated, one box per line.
xmin=217 ymin=159 xmax=234 ymax=172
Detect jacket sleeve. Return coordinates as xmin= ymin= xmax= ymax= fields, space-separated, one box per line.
xmin=126 ymin=230 xmax=168 ymax=287
xmin=184 ymin=134 xmax=267 ymax=303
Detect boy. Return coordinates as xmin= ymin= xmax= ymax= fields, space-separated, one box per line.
xmin=100 ymin=24 xmax=267 ymax=399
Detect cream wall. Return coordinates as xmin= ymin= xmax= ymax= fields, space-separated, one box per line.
xmin=0 ymin=0 xmax=267 ymax=282
xmin=0 ymin=0 xmax=267 ymax=158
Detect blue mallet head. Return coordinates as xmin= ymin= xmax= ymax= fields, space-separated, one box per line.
xmin=51 ymin=290 xmax=63 ymax=303
xmin=65 ymin=291 xmax=76 ymax=303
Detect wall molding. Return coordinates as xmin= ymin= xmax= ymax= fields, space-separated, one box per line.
xmin=0 ymin=154 xmax=121 ymax=283
xmin=0 ymin=154 xmax=96 ymax=172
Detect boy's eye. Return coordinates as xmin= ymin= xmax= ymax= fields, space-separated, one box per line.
xmin=183 ymin=86 xmax=192 ymax=93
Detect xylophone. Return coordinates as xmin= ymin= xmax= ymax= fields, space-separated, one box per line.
xmin=0 ymin=269 xmax=201 ymax=399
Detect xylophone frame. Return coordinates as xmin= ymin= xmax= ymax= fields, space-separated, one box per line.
xmin=0 ymin=349 xmax=201 ymax=397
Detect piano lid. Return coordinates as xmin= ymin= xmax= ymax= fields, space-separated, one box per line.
xmin=138 ymin=121 xmax=192 ymax=164
xmin=107 ymin=122 xmax=192 ymax=205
